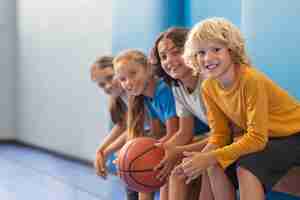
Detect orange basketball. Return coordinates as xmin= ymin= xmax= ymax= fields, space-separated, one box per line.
xmin=117 ymin=137 xmax=165 ymax=193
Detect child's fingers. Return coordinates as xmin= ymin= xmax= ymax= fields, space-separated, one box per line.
xmin=97 ymin=156 xmax=106 ymax=172
xmin=97 ymin=170 xmax=108 ymax=179
xmin=94 ymin=154 xmax=108 ymax=179
xmin=183 ymin=151 xmax=196 ymax=157
xmin=95 ymin=161 xmax=107 ymax=179
xmin=154 ymin=142 xmax=163 ymax=148
xmin=156 ymin=163 xmax=171 ymax=181
xmin=180 ymin=160 xmax=195 ymax=175
xmin=185 ymin=169 xmax=201 ymax=184
xmin=182 ymin=157 xmax=192 ymax=164
xmin=94 ymin=159 xmax=101 ymax=172
xmin=182 ymin=163 xmax=201 ymax=179
xmin=153 ymin=156 xmax=166 ymax=171
xmin=172 ymin=165 xmax=184 ymax=176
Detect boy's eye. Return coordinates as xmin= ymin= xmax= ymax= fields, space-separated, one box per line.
xmin=196 ymin=50 xmax=205 ymax=57
xmin=213 ymin=48 xmax=222 ymax=52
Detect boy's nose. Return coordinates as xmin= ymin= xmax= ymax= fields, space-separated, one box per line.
xmin=204 ymin=51 xmax=215 ymax=62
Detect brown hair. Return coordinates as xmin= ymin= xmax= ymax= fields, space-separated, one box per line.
xmin=113 ymin=50 xmax=150 ymax=139
xmin=149 ymin=27 xmax=190 ymax=86
xmin=91 ymin=56 xmax=127 ymax=126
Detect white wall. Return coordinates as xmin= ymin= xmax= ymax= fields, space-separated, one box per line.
xmin=17 ymin=0 xmax=113 ymax=161
xmin=0 ymin=0 xmax=17 ymax=140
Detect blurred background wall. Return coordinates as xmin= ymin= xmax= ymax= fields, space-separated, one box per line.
xmin=1 ymin=0 xmax=299 ymax=161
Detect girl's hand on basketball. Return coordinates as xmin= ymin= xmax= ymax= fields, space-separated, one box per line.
xmin=154 ymin=143 xmax=182 ymax=181
xmin=94 ymin=149 xmax=108 ymax=179
xmin=180 ymin=151 xmax=217 ymax=184
xmin=171 ymin=165 xmax=187 ymax=180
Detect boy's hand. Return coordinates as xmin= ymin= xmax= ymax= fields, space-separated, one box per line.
xmin=172 ymin=164 xmax=187 ymax=180
xmin=180 ymin=151 xmax=217 ymax=184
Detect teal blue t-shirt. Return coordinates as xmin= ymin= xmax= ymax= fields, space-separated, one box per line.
xmin=144 ymin=79 xmax=177 ymax=125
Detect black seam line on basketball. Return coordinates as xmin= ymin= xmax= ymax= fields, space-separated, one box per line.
xmin=119 ymin=143 xmax=159 ymax=171
xmin=121 ymin=141 xmax=135 ymax=174
xmin=129 ymin=145 xmax=158 ymax=172
xmin=121 ymin=142 xmax=135 ymax=181
xmin=129 ymin=145 xmax=162 ymax=189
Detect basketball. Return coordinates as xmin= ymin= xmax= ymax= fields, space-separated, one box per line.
xmin=117 ymin=137 xmax=165 ymax=193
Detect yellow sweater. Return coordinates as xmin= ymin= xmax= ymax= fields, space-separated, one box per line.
xmin=202 ymin=65 xmax=300 ymax=168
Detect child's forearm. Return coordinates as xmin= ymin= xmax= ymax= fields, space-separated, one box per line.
xmin=163 ymin=116 xmax=195 ymax=147
xmin=160 ymin=117 xmax=179 ymax=143
xmin=97 ymin=123 xmax=125 ymax=151
xmin=103 ymin=131 xmax=127 ymax=156
xmin=176 ymin=137 xmax=208 ymax=152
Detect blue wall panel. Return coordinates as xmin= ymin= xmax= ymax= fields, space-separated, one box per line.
xmin=112 ymin=0 xmax=183 ymax=54
xmin=184 ymin=0 xmax=241 ymax=27
xmin=242 ymin=0 xmax=300 ymax=99
xmin=112 ymin=0 xmax=300 ymax=99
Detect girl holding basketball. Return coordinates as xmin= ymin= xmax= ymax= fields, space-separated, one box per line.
xmin=113 ymin=50 xmax=179 ymax=200
xmin=149 ymin=27 xmax=215 ymax=200
xmin=90 ymin=56 xmax=138 ymax=200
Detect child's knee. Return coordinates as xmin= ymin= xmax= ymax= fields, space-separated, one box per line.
xmin=237 ymin=166 xmax=248 ymax=177
xmin=237 ymin=166 xmax=259 ymax=183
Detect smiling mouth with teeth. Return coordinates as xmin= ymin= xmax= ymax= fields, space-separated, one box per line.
xmin=206 ymin=64 xmax=218 ymax=70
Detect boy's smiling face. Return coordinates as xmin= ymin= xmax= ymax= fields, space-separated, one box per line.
xmin=193 ymin=40 xmax=235 ymax=85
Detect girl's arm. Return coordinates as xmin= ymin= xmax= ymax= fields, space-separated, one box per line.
xmin=164 ymin=116 xmax=194 ymax=147
xmin=157 ymin=116 xmax=179 ymax=143
xmin=155 ymin=116 xmax=206 ymax=179
xmin=176 ymin=136 xmax=209 ymax=152
xmin=149 ymin=119 xmax=165 ymax=139
xmin=94 ymin=123 xmax=126 ymax=178
xmin=96 ymin=123 xmax=126 ymax=153
xmin=103 ymin=131 xmax=127 ymax=157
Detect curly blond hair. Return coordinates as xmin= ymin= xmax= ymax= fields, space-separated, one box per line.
xmin=184 ymin=17 xmax=250 ymax=72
